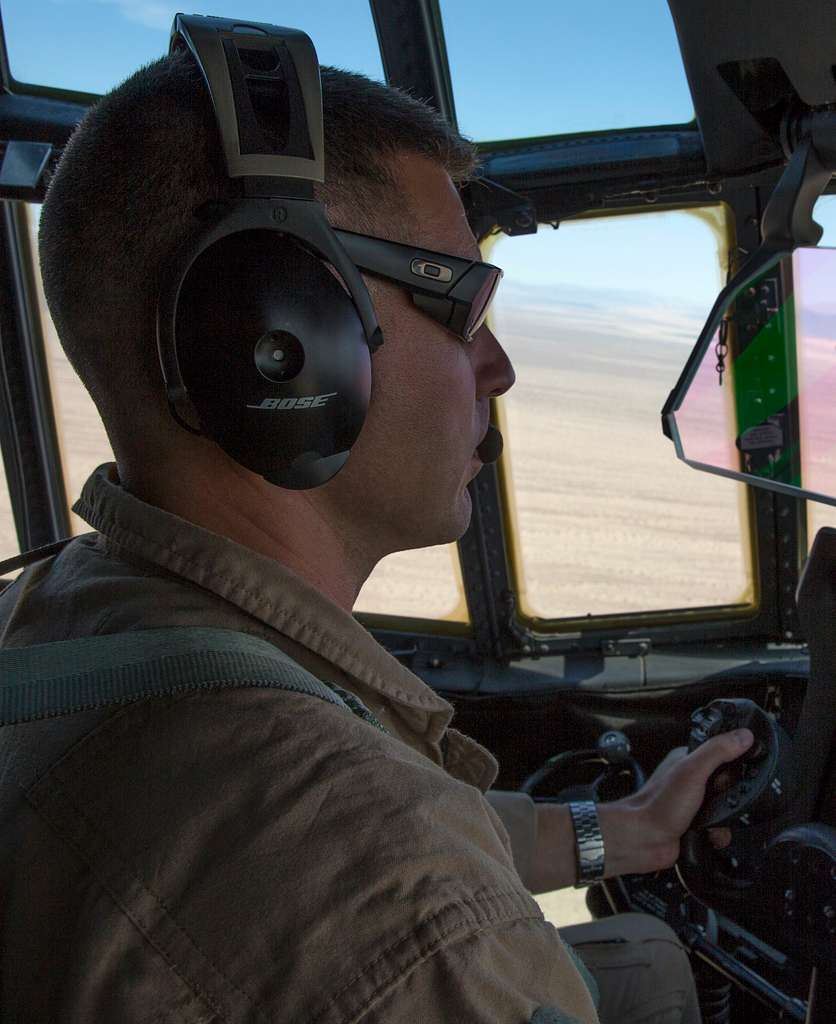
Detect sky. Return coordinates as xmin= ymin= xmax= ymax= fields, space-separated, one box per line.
xmin=1 ymin=1 xmax=385 ymax=95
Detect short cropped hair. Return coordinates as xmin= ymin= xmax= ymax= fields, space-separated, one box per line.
xmin=38 ymin=50 xmax=477 ymax=459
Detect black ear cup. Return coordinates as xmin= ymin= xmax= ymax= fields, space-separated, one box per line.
xmin=174 ymin=229 xmax=371 ymax=489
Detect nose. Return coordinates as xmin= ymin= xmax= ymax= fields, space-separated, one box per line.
xmin=473 ymin=323 xmax=515 ymax=398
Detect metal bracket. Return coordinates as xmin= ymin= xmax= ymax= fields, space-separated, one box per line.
xmin=602 ymin=638 xmax=652 ymax=658
xmin=762 ymin=683 xmax=784 ymax=720
xmin=499 ymin=587 xmax=543 ymax=657
xmin=463 ymin=176 xmax=537 ymax=242
xmin=760 ymin=135 xmax=830 ymax=249
xmin=0 ymin=140 xmax=53 ymax=200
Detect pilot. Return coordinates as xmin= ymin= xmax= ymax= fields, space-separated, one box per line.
xmin=0 ymin=46 xmax=753 ymax=1024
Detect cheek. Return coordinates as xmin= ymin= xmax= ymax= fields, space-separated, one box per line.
xmin=362 ymin=284 xmax=476 ymax=447
xmin=370 ymin=346 xmax=472 ymax=449
xmin=367 ymin=303 xmax=424 ymax=395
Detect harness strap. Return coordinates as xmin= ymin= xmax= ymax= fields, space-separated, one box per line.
xmin=0 ymin=536 xmax=75 ymax=578
xmin=0 ymin=626 xmax=387 ymax=733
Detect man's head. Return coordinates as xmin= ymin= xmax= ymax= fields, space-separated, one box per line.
xmin=39 ymin=47 xmax=514 ymax=571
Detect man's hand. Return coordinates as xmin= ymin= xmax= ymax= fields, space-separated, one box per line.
xmin=526 ymin=728 xmax=755 ymax=894
xmin=599 ymin=728 xmax=754 ymax=876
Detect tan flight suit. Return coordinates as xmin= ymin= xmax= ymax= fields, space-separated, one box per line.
xmin=0 ymin=463 xmax=698 ymax=1024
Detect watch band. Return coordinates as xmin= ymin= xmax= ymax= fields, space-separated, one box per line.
xmin=568 ymin=800 xmax=605 ymax=887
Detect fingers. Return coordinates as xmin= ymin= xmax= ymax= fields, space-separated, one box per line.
xmin=687 ymin=728 xmax=753 ymax=777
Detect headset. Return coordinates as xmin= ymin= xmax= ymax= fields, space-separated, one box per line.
xmin=158 ymin=14 xmax=503 ymax=491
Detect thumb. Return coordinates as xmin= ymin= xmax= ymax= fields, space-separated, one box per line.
xmin=688 ymin=728 xmax=754 ymax=778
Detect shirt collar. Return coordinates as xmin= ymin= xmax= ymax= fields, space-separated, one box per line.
xmin=73 ymin=464 xmax=456 ymax=721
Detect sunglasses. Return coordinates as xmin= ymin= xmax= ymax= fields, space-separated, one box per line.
xmin=334 ymin=229 xmax=503 ymax=343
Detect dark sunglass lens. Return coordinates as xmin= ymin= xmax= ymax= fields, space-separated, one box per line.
xmin=463 ymin=270 xmax=502 ymax=339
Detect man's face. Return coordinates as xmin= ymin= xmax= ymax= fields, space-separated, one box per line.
xmin=323 ymin=152 xmax=516 ymax=556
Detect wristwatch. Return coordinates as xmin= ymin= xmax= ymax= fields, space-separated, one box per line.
xmin=567 ymin=800 xmax=605 ymax=887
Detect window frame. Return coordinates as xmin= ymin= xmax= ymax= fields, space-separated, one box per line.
xmin=0 ymin=200 xmax=69 ymax=557
xmin=488 ymin=199 xmax=762 ymax=633
xmin=448 ymin=181 xmax=800 ymax=658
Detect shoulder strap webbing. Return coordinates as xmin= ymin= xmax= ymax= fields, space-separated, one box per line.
xmin=0 ymin=627 xmax=386 ymax=733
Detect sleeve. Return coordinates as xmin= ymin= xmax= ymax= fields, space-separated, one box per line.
xmin=486 ymin=788 xmax=539 ymax=891
xmin=362 ymin=917 xmax=600 ymax=1024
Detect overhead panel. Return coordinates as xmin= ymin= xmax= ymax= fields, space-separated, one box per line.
xmin=668 ymin=0 xmax=836 ymax=176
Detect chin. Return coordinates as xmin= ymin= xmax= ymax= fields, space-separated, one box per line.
xmin=393 ymin=488 xmax=472 ymax=552
xmin=429 ymin=488 xmax=473 ymax=546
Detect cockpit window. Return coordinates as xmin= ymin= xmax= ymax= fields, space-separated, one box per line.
xmin=24 ymin=206 xmax=111 ymax=541
xmin=0 ymin=458 xmax=13 ymax=564
xmin=489 ymin=205 xmax=753 ymax=623
xmin=355 ymin=544 xmax=468 ymax=623
xmin=441 ymin=0 xmax=693 ymax=142
xmin=2 ymin=1 xmax=384 ymax=96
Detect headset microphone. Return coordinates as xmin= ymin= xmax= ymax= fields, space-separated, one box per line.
xmin=477 ymin=424 xmax=503 ymax=464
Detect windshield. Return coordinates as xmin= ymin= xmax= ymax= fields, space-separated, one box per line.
xmin=2 ymin=1 xmax=385 ymax=95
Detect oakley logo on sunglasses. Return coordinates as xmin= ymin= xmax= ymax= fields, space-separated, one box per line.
xmin=411 ymin=258 xmax=453 ymax=283
xmin=247 ymin=392 xmax=337 ymax=410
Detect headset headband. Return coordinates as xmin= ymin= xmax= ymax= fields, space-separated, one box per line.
xmin=170 ymin=14 xmax=324 ymax=191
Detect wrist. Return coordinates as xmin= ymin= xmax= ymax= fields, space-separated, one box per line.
xmin=598 ymin=798 xmax=679 ymax=877
xmin=529 ymin=803 xmax=577 ymax=894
